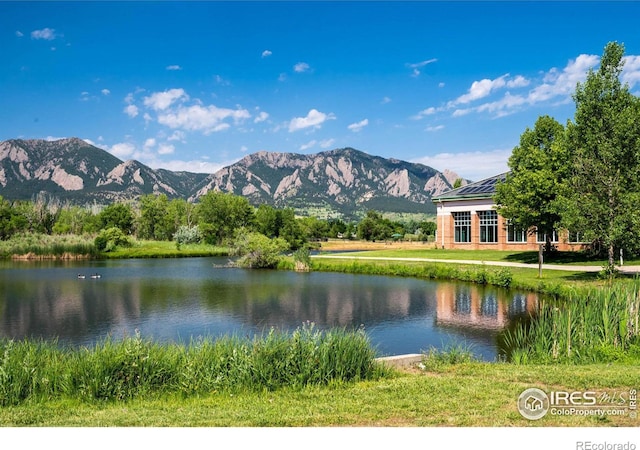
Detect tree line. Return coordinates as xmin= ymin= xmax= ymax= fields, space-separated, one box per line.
xmin=0 ymin=191 xmax=436 ymax=250
xmin=495 ymin=41 xmax=640 ymax=271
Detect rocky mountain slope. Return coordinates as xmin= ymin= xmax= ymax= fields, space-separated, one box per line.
xmin=191 ymin=148 xmax=466 ymax=216
xmin=0 ymin=138 xmax=467 ymax=218
xmin=0 ymin=138 xmax=207 ymax=203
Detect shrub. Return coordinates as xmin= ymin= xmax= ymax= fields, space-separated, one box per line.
xmin=232 ymin=229 xmax=289 ymax=269
xmin=94 ymin=227 xmax=132 ymax=252
xmin=173 ymin=225 xmax=203 ymax=246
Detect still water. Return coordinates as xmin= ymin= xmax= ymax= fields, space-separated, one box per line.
xmin=0 ymin=257 xmax=537 ymax=361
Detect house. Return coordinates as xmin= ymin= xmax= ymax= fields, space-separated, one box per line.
xmin=431 ymin=173 xmax=585 ymax=251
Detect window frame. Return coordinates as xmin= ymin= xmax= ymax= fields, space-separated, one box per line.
xmin=453 ymin=211 xmax=471 ymax=243
xmin=478 ymin=210 xmax=498 ymax=243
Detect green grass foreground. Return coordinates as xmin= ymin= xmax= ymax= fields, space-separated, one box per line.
xmin=1 ymin=362 xmax=637 ymax=426
xmin=0 ymin=324 xmax=385 ymax=407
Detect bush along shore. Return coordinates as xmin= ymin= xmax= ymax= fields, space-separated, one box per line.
xmin=0 ymin=323 xmax=388 ymax=406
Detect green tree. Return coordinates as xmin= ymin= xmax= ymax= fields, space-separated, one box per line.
xmin=357 ymin=210 xmax=393 ymax=241
xmin=254 ymin=204 xmax=281 ymax=238
xmin=196 ymin=191 xmax=255 ymax=245
xmin=137 ymin=194 xmax=175 ymax=240
xmin=0 ymin=196 xmax=27 ymax=239
xmin=53 ymin=206 xmax=95 ymax=235
xmin=494 ymin=115 xmax=568 ymax=253
xmin=99 ymin=202 xmax=134 ymax=234
xmin=560 ymin=41 xmax=640 ymax=269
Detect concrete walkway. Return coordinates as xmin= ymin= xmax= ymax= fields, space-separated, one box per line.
xmin=311 ymin=254 xmax=640 ymax=274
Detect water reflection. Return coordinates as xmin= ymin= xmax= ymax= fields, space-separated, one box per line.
xmin=0 ymin=258 xmax=538 ymax=360
xmin=436 ymin=284 xmax=536 ymax=330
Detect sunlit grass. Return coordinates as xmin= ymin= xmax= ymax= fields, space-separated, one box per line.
xmin=0 ymin=324 xmax=387 ymax=406
xmin=0 ymin=362 xmax=636 ymax=426
xmin=102 ymin=239 xmax=229 ymax=258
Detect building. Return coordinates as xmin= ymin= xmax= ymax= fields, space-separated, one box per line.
xmin=431 ymin=173 xmax=585 ymax=251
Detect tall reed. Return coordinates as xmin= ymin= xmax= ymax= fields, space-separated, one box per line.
xmin=500 ymin=280 xmax=640 ymax=364
xmin=0 ymin=324 xmax=387 ymax=406
xmin=0 ymin=233 xmax=99 ymax=258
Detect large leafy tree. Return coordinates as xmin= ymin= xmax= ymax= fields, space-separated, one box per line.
xmin=137 ymin=194 xmax=175 ymax=240
xmin=196 ymin=191 xmax=255 ymax=245
xmin=560 ymin=41 xmax=640 ymax=268
xmin=494 ymin=115 xmax=568 ymax=252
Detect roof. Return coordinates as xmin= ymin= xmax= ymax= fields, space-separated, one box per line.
xmin=431 ymin=172 xmax=508 ymax=202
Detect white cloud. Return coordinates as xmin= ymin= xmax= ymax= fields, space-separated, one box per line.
xmin=319 ymin=138 xmax=335 ymax=149
xmin=214 ymin=75 xmax=231 ymax=86
xmin=454 ymin=75 xmax=508 ymax=105
xmin=426 ymin=125 xmax=444 ymax=132
xmin=278 ymin=73 xmax=287 ymax=82
xmin=147 ymin=159 xmax=226 ymax=174
xmin=406 ymin=58 xmax=437 ymax=77
xmin=254 ymin=111 xmax=269 ymax=123
xmin=16 ymin=31 xmax=23 ymax=37
xmin=622 ymin=55 xmax=640 ymax=87
xmin=157 ymin=104 xmax=250 ymax=134
xmin=381 ymin=96 xmax=392 ymax=104
xmin=166 ymin=65 xmax=182 ymax=71
xmin=110 ymin=142 xmax=136 ymax=159
xmin=412 ymin=107 xmax=438 ymax=120
xmin=167 ymin=130 xmax=186 ymax=142
xmin=413 ymin=148 xmax=511 ymax=181
xmin=438 ymin=82 xmax=445 ymax=88
xmin=507 ymin=75 xmax=530 ymax=88
xmin=288 ymin=109 xmax=335 ymax=132
xmin=101 ymin=89 xmax=111 ymax=96
xmin=526 ymin=54 xmax=598 ymax=104
xmin=294 ymin=62 xmax=311 ymax=73
xmin=31 ymin=28 xmax=57 ymax=40
xmin=144 ymin=138 xmax=156 ymax=150
xmin=348 ymin=118 xmax=368 ymax=132
xmin=144 ymin=88 xmax=188 ymax=111
xmin=300 ymin=140 xmax=317 ymax=151
xmin=157 ymin=143 xmax=175 ymax=155
xmin=261 ymin=50 xmax=272 ymax=58
xmin=124 ymin=104 xmax=139 ymax=118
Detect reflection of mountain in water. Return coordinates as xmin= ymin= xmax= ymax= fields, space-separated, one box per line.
xmin=0 ymin=260 xmax=538 ymax=350
xmin=435 ymin=284 xmax=537 ymax=331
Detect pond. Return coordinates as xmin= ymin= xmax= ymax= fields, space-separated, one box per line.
xmin=0 ymin=257 xmax=538 ymax=361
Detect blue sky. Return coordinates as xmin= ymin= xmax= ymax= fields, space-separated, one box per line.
xmin=3 ymin=1 xmax=640 ymax=181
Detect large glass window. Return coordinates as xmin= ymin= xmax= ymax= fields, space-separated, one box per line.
xmin=478 ymin=210 xmax=498 ymax=243
xmin=453 ymin=211 xmax=471 ymax=243
xmin=536 ymin=229 xmax=558 ymax=243
xmin=507 ymin=222 xmax=527 ymax=243
xmin=568 ymin=231 xmax=585 ymax=243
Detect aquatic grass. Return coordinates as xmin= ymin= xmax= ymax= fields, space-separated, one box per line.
xmin=0 ymin=233 xmax=99 ymax=259
xmin=0 ymin=324 xmax=387 ymax=405
xmin=500 ymin=279 xmax=640 ymax=364
xmin=419 ymin=342 xmax=477 ymax=371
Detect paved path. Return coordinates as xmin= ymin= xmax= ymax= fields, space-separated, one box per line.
xmin=311 ymin=254 xmax=640 ymax=274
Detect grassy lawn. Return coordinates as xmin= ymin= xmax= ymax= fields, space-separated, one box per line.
xmin=317 ymin=239 xmax=640 ymax=266
xmin=324 ymin=248 xmax=612 ymax=266
xmin=0 ymin=362 xmax=636 ymax=427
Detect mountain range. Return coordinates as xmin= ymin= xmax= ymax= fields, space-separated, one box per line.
xmin=0 ymin=138 xmax=467 ymax=218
